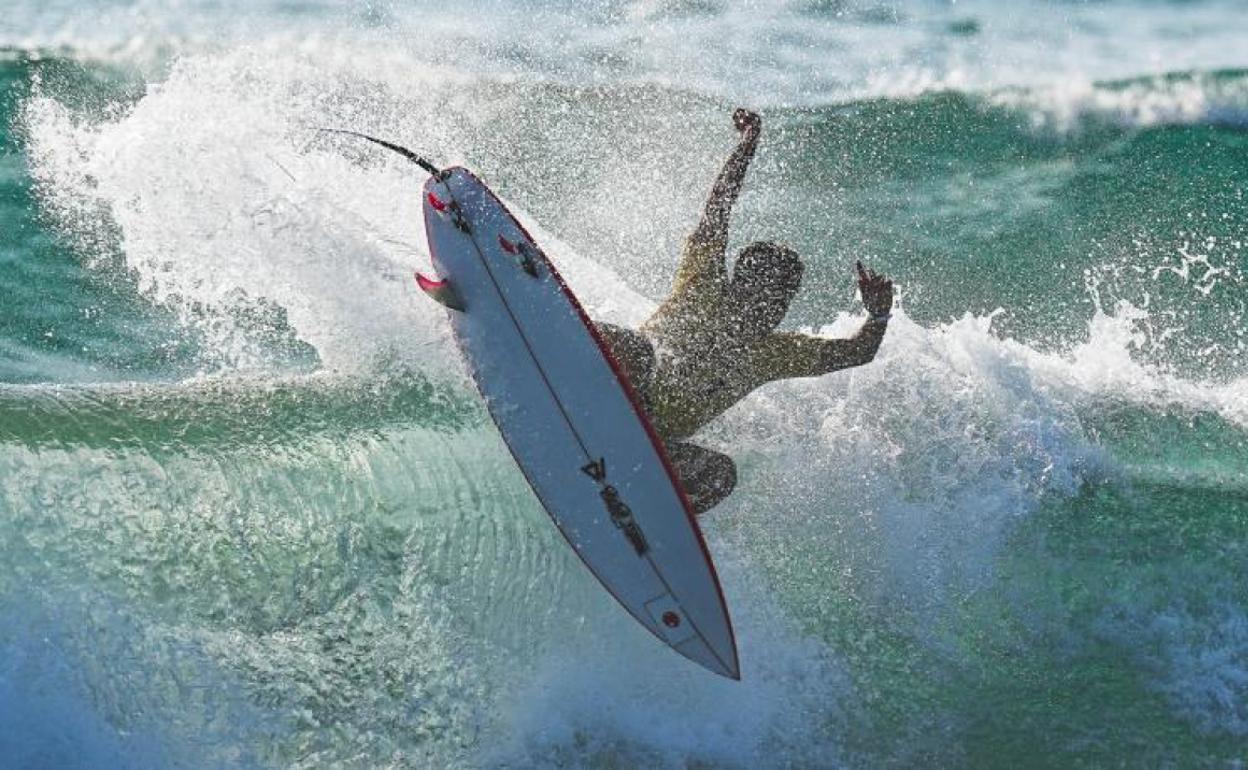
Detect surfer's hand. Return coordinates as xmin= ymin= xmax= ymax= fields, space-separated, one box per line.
xmin=856 ymin=261 xmax=894 ymax=318
xmin=733 ymin=108 xmax=761 ymax=137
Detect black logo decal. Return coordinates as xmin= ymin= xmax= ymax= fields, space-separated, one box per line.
xmin=580 ymin=457 xmax=646 ymax=555
xmin=601 ymin=484 xmax=648 ymax=556
xmin=581 ymin=458 xmax=606 ymax=482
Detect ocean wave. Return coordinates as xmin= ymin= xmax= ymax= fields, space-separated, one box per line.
xmin=19 ymin=48 xmax=656 ymax=375
xmin=1 ymin=306 xmax=1245 ymax=762
xmin=989 ymin=69 xmax=1248 ymax=133
xmin=4 ymin=0 xmax=1248 ymax=105
xmin=0 ymin=370 xmax=480 ymax=449
xmin=20 ymin=41 xmax=1246 ymax=385
xmin=5 ymin=7 xmax=1248 ymax=760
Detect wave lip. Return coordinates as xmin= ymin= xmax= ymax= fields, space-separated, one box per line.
xmin=990 ymin=69 xmax=1248 ymax=133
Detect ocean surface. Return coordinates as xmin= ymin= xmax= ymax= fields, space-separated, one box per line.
xmin=1 ymin=0 xmax=1246 ymax=766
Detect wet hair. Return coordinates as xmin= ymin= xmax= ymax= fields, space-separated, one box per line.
xmin=730 ymin=241 xmax=803 ymax=335
xmin=732 ymin=241 xmax=803 ymax=294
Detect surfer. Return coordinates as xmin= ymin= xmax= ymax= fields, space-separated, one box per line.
xmin=598 ymin=108 xmax=894 ymax=515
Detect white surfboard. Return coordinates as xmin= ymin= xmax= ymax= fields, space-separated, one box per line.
xmin=420 ymin=166 xmax=739 ymax=679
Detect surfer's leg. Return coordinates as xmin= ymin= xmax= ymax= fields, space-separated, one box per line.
xmin=666 ymin=442 xmax=737 ymax=516
xmin=595 ymin=322 xmax=655 ymax=392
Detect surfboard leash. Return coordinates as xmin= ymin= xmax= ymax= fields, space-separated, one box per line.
xmin=316 ymin=127 xmax=445 ymax=178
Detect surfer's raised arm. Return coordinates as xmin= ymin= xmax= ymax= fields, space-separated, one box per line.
xmin=754 ymin=261 xmax=894 ymax=379
xmin=696 ymin=108 xmax=760 ymax=245
xmin=672 ymin=109 xmax=761 ymax=290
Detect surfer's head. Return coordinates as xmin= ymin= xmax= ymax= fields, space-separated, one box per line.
xmin=730 ymin=241 xmax=803 ymax=336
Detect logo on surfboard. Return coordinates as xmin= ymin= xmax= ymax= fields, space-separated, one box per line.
xmin=582 ymin=457 xmax=649 ymax=556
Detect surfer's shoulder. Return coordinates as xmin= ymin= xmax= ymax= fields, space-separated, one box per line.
xmin=667 ymin=233 xmax=725 ymax=303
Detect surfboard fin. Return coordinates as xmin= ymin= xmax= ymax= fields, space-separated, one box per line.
xmin=428 ymin=192 xmax=472 ymax=234
xmin=416 ymin=272 xmax=465 ymax=311
xmin=498 ymin=234 xmax=540 ymax=277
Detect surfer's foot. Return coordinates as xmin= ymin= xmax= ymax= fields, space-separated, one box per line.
xmin=666 ymin=442 xmax=737 ymax=515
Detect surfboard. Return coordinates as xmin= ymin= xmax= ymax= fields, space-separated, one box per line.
xmin=420 ymin=166 xmax=740 ymax=679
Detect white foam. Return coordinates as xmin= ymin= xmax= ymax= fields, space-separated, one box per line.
xmin=25 ymin=54 xmax=451 ymax=373
xmin=694 ymin=300 xmax=1244 ymax=645
xmin=23 ymin=46 xmax=654 ymax=376
xmin=488 ymin=543 xmax=852 ymax=768
xmin=990 ymin=72 xmax=1248 ymax=133
xmin=1013 ymin=303 xmax=1248 ymax=427
xmin=694 ymin=311 xmax=1099 ymax=637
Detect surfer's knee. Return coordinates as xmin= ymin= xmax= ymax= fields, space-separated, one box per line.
xmin=707 ymin=452 xmax=737 ymax=506
xmin=668 ymin=442 xmax=737 ymax=516
xmin=692 ymin=454 xmax=736 ymax=515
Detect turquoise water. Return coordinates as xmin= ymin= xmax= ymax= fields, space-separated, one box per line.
xmin=1 ymin=1 xmax=1246 ymax=766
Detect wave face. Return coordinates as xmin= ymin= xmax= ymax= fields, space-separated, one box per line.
xmin=2 ymin=1 xmax=1248 ymax=766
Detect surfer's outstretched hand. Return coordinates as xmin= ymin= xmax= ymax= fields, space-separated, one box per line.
xmin=733 ymin=108 xmax=761 ymax=136
xmin=856 ymin=260 xmax=894 ymax=318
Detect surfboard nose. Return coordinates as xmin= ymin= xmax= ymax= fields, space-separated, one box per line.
xmin=680 ymin=631 xmax=742 ymax=679
xmin=644 ymin=593 xmax=739 ymax=679
xmin=677 ymin=635 xmax=740 ymax=680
